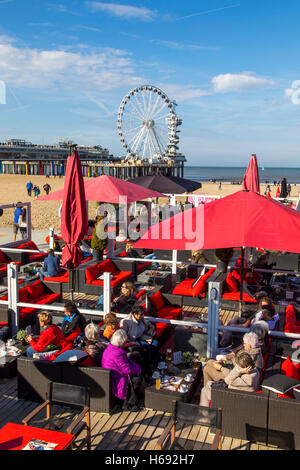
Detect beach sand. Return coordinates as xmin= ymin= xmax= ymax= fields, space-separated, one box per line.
xmin=0 ymin=174 xmax=298 ymax=232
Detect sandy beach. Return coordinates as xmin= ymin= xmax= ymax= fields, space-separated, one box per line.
xmin=0 ymin=174 xmax=298 ymax=233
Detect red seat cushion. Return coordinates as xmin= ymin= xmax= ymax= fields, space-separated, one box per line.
xmin=172 ymin=267 xmax=215 ymax=297
xmin=281 ymin=356 xmax=300 ymax=381
xmin=225 ymin=271 xmax=239 ymax=293
xmin=18 ymin=241 xmax=39 ymax=251
xmin=136 ymin=289 xmax=147 ymax=300
xmin=85 ymin=259 xmax=118 ymax=284
xmin=44 ymin=271 xmax=69 ymax=283
xmin=26 ymin=280 xmax=44 ymax=299
xmin=157 ymin=306 xmax=182 ymax=319
xmin=149 ymin=291 xmax=165 ymax=311
xmin=90 ymin=271 xmax=131 ymax=287
xmin=0 ymin=250 xmax=7 ymax=264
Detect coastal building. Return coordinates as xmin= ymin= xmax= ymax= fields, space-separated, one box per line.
xmin=0 ymin=138 xmax=185 ymax=178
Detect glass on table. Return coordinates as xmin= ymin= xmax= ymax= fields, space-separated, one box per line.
xmin=166 ymin=348 xmax=172 ymax=361
xmin=193 ymin=353 xmax=200 ymax=370
xmin=155 ymin=378 xmax=161 ymax=390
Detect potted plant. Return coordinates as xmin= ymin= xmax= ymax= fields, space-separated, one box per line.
xmin=91 ymin=216 xmax=108 ymax=261
xmin=182 ymin=351 xmax=193 ymax=367
xmin=16 ymin=329 xmax=27 ymax=345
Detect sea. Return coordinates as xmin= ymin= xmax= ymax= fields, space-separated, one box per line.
xmin=184 ymin=167 xmax=300 ymax=184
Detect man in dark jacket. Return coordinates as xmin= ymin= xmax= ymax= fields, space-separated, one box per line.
xmin=39 ymin=249 xmax=63 ymax=280
xmin=61 ymin=301 xmax=87 ymax=338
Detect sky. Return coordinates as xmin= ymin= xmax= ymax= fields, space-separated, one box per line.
xmin=0 ymin=0 xmax=300 ymax=166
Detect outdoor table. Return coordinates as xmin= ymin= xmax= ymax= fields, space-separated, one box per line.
xmin=0 ymin=423 xmax=75 ymax=450
xmin=0 ymin=340 xmax=27 ymax=378
xmin=137 ymin=270 xmax=172 ymax=292
xmin=144 ymin=362 xmax=202 ymax=413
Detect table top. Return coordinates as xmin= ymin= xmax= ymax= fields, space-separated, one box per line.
xmin=0 ymin=423 xmax=75 ymax=450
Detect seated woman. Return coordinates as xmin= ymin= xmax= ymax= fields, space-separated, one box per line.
xmin=111 ymin=281 xmax=137 ymax=313
xmin=101 ymin=329 xmax=143 ymax=411
xmin=61 ymin=301 xmax=87 ymax=340
xmin=219 ymin=296 xmax=278 ymax=347
xmin=103 ymin=312 xmax=119 ymax=341
xmin=120 ymin=304 xmax=159 ymax=373
xmin=200 ymin=350 xmax=260 ymax=407
xmin=203 ymin=332 xmax=264 ymax=386
xmin=25 ymin=311 xmax=66 ymax=358
xmin=84 ymin=322 xmax=107 ymax=367
xmin=249 ymin=320 xmax=269 ymax=355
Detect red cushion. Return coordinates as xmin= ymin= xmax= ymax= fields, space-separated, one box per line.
xmin=85 ymin=265 xmax=100 ymax=284
xmin=44 ymin=271 xmax=69 ymax=282
xmin=0 ymin=250 xmax=7 ymax=263
xmin=64 ymin=326 xmax=82 ymax=345
xmin=158 ymin=306 xmax=182 ymax=319
xmin=80 ymin=354 xmax=97 ymax=367
xmin=18 ymin=290 xmax=29 ymax=302
xmin=18 ymin=241 xmax=38 ymax=251
xmin=100 ymin=259 xmax=117 ymax=273
xmin=172 ymin=267 xmax=215 ymax=297
xmin=281 ymin=356 xmax=300 ymax=380
xmin=149 ymin=291 xmax=165 ymax=311
xmin=136 ymin=289 xmax=147 ymax=300
xmin=26 ymin=280 xmax=44 ymax=299
xmin=225 ymin=271 xmax=238 ymax=293
xmin=90 ymin=271 xmax=131 ymax=287
xmin=28 ymin=253 xmax=48 ymax=262
xmin=285 ymin=305 xmax=296 ymax=320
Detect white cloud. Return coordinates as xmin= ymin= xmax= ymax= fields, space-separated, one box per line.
xmin=0 ymin=40 xmax=142 ymax=91
xmin=160 ymin=84 xmax=209 ymax=102
xmin=212 ymin=72 xmax=275 ymax=93
xmin=285 ymin=81 xmax=300 ymax=105
xmin=86 ymin=2 xmax=156 ymax=21
xmin=150 ymin=40 xmax=219 ymax=51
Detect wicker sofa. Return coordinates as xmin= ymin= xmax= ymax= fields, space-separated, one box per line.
xmin=211 ymin=332 xmax=300 ymax=449
xmin=17 ymin=356 xmax=115 ymax=413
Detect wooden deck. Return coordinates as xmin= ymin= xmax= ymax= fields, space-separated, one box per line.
xmin=0 ymin=377 xmax=278 ymax=451
xmin=0 ymin=296 xmax=281 ymax=450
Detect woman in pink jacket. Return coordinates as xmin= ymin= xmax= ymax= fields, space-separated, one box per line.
xmin=101 ymin=329 xmax=142 ymax=411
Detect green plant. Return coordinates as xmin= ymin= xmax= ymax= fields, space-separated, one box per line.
xmin=91 ymin=217 xmax=108 ymax=251
xmin=182 ymin=351 xmax=193 ymax=366
xmin=16 ymin=329 xmax=27 ymax=341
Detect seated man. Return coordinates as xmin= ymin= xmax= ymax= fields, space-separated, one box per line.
xmin=25 ymin=311 xmax=66 ymax=358
xmin=200 ymin=350 xmax=260 ymax=407
xmin=39 ymin=249 xmax=64 ymax=281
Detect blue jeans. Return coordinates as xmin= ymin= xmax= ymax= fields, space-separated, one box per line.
xmin=139 ymin=338 xmax=160 ymax=365
xmin=0 ymin=327 xmax=10 ymax=342
xmin=26 ymin=346 xmax=35 ymax=358
xmin=144 ymin=253 xmax=159 ymax=269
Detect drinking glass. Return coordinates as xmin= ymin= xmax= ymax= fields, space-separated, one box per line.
xmin=166 ymin=348 xmax=172 ymax=361
xmin=155 ymin=378 xmax=161 ymax=390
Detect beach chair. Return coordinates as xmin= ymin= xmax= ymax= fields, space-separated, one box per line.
xmin=22 ymin=381 xmax=91 ymax=450
xmin=156 ymin=400 xmax=222 ymax=450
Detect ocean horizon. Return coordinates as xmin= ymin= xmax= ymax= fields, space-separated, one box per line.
xmin=183 ymin=166 xmax=300 ymax=184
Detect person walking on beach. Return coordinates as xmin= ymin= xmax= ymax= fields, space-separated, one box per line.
xmin=34 ymin=185 xmax=40 ymax=197
xmin=218 ymin=182 xmax=222 ymax=190
xmin=26 ymin=181 xmax=33 ymax=197
xmin=43 ymin=183 xmax=51 ymax=195
xmin=18 ymin=207 xmax=27 ymax=240
xmin=12 ymin=202 xmax=22 ymax=242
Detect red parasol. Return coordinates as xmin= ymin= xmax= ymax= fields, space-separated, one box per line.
xmin=242 ymin=154 xmax=260 ymax=193
xmin=61 ymin=148 xmax=88 ymax=269
xmin=36 ymin=174 xmax=164 ymax=203
xmin=134 ymin=190 xmax=300 ymax=253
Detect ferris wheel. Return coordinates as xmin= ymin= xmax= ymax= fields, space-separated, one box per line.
xmin=117 ymin=85 xmax=179 ymax=162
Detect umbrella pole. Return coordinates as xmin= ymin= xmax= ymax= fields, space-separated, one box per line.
xmin=239 ymin=247 xmax=245 ymax=316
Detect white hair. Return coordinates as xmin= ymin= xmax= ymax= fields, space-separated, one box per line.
xmin=250 ymin=320 xmax=269 ymax=339
xmin=243 ymin=332 xmax=259 ymax=349
xmin=110 ymin=328 xmax=127 ymax=347
xmin=84 ymin=322 xmax=100 ymax=342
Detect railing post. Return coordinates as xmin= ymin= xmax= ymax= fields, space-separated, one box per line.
xmin=103 ymin=272 xmax=111 ymax=315
xmin=171 ymin=249 xmax=177 ymax=288
xmin=49 ymin=227 xmax=55 ymax=250
xmin=7 ymin=262 xmax=19 ymax=336
xmin=207 ymin=279 xmax=222 ymax=359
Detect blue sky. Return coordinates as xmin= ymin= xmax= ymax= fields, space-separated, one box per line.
xmin=0 ymin=0 xmax=299 ymax=166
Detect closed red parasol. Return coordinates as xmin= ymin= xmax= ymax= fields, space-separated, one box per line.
xmin=61 ymin=148 xmax=88 ymax=269
xmin=134 ymin=190 xmax=300 ymax=253
xmin=242 ymin=154 xmax=260 ymax=193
